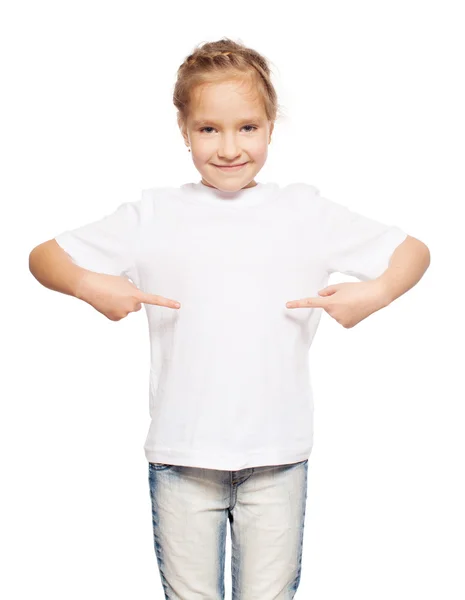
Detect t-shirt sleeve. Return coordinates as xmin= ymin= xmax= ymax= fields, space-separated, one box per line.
xmin=54 ymin=200 xmax=141 ymax=280
xmin=312 ymin=187 xmax=408 ymax=281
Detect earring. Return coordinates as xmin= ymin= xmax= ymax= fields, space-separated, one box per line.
xmin=188 ymin=147 xmax=191 ymax=152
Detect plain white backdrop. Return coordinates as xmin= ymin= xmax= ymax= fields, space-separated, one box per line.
xmin=2 ymin=0 xmax=462 ymax=598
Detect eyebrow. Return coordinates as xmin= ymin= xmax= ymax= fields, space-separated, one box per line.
xmin=191 ymin=116 xmax=264 ymax=127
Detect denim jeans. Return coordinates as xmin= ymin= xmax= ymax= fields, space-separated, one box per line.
xmin=148 ymin=458 xmax=309 ymax=599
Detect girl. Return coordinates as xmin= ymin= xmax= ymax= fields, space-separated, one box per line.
xmin=29 ymin=38 xmax=430 ymax=599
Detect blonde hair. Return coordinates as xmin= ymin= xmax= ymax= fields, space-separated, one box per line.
xmin=173 ymin=38 xmax=284 ymax=127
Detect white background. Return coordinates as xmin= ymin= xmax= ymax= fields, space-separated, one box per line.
xmin=3 ymin=0 xmax=463 ymax=598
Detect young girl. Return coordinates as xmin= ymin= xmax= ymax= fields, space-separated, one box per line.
xmin=30 ymin=38 xmax=430 ymax=599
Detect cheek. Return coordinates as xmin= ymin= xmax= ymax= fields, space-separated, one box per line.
xmin=192 ymin=142 xmax=214 ymax=160
xmin=249 ymin=142 xmax=268 ymax=163
xmin=191 ymin=147 xmax=211 ymax=166
xmin=191 ymin=138 xmax=268 ymax=163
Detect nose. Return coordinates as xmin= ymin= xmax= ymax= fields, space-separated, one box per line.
xmin=217 ymin=133 xmax=242 ymax=160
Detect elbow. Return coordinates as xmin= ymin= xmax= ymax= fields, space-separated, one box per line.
xmin=423 ymin=244 xmax=431 ymax=269
xmin=29 ymin=239 xmax=54 ymax=274
xmin=406 ymin=235 xmax=431 ymax=269
xmin=417 ymin=239 xmax=431 ymax=269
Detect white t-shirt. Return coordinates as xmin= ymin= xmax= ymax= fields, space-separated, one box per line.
xmin=54 ymin=181 xmax=408 ymax=471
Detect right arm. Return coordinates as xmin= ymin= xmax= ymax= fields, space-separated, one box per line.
xmin=29 ymin=239 xmax=91 ymax=299
xmin=29 ymin=239 xmax=181 ymax=320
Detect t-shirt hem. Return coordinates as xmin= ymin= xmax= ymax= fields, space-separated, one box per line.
xmin=144 ymin=446 xmax=313 ymax=471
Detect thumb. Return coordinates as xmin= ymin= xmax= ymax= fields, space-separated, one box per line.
xmin=318 ymin=285 xmax=340 ymax=296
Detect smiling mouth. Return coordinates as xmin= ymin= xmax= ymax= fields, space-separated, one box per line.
xmin=213 ymin=162 xmax=248 ymax=170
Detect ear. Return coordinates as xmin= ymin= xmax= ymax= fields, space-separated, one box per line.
xmin=177 ymin=113 xmax=189 ymax=147
xmin=269 ymin=121 xmax=274 ymax=141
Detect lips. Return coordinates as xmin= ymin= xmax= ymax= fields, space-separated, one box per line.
xmin=213 ymin=162 xmax=248 ymax=171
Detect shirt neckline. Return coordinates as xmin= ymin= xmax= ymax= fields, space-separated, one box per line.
xmin=181 ymin=181 xmax=279 ymax=208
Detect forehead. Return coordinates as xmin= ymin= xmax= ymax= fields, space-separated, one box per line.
xmin=189 ymin=80 xmax=266 ymax=124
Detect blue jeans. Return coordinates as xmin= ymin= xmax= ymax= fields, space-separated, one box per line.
xmin=148 ymin=459 xmax=309 ymax=599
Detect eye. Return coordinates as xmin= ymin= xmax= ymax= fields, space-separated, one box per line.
xmin=199 ymin=125 xmax=258 ymax=134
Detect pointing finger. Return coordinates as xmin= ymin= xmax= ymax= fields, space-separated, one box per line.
xmin=286 ymin=297 xmax=329 ymax=309
xmin=138 ymin=291 xmax=181 ymax=309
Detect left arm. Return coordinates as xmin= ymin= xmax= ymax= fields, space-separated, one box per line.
xmin=286 ymin=235 xmax=430 ymax=328
xmin=372 ymin=235 xmax=431 ymax=306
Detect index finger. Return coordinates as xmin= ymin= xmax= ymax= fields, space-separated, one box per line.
xmin=138 ymin=291 xmax=181 ymax=309
xmin=286 ymin=297 xmax=329 ymax=309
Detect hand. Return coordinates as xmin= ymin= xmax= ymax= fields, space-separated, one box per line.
xmin=285 ymin=280 xmax=390 ymax=328
xmin=76 ymin=271 xmax=181 ymax=321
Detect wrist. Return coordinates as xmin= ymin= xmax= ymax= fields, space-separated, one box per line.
xmin=75 ymin=270 xmax=93 ymax=301
xmin=371 ymin=277 xmax=393 ymax=308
